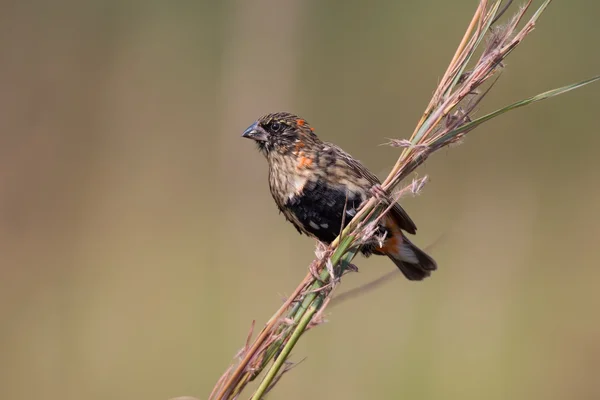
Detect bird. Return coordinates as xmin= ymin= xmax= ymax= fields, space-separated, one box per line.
xmin=242 ymin=112 xmax=436 ymax=280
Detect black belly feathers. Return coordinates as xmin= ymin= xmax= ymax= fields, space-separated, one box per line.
xmin=285 ymin=179 xmax=364 ymax=244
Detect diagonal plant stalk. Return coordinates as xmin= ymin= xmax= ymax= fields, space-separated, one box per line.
xmin=209 ymin=1 xmax=599 ymax=399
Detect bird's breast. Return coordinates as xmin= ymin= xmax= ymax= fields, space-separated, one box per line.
xmin=283 ymin=178 xmax=365 ymax=243
xmin=267 ymin=155 xmax=307 ymax=204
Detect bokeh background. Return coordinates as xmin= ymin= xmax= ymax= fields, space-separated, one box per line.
xmin=1 ymin=1 xmax=599 ymax=399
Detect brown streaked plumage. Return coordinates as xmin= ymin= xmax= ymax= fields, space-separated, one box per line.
xmin=242 ymin=112 xmax=436 ymax=280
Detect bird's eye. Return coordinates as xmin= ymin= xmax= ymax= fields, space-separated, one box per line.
xmin=269 ymin=121 xmax=283 ymax=133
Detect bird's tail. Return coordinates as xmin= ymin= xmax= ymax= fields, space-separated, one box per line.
xmin=376 ymin=221 xmax=437 ymax=281
xmin=386 ymin=235 xmax=437 ymax=280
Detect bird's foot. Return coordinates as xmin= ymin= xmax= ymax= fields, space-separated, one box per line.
xmin=370 ymin=184 xmax=390 ymax=202
xmin=309 ymin=261 xmax=325 ymax=283
xmin=357 ymin=184 xmax=390 ymax=211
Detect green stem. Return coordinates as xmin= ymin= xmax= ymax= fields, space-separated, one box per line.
xmin=289 ymin=235 xmax=357 ymax=320
xmin=250 ymin=237 xmax=360 ymax=399
xmin=251 ymin=297 xmax=324 ymax=400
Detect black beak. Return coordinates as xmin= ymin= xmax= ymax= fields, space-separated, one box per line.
xmin=242 ymin=122 xmax=268 ymax=142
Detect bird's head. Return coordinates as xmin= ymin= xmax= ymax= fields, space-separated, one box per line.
xmin=242 ymin=112 xmax=318 ymax=156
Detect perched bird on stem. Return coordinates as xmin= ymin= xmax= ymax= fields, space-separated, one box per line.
xmin=242 ymin=112 xmax=436 ymax=280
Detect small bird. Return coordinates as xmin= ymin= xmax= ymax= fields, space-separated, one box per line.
xmin=242 ymin=112 xmax=436 ymax=280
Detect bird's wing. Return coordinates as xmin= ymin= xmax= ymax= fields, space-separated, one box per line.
xmin=326 ymin=143 xmax=418 ymax=235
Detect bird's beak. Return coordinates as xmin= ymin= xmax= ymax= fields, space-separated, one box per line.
xmin=242 ymin=122 xmax=268 ymax=142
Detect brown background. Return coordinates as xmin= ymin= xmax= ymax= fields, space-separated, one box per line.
xmin=1 ymin=1 xmax=599 ymax=399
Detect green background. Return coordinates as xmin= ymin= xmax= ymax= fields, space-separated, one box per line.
xmin=1 ymin=1 xmax=599 ymax=399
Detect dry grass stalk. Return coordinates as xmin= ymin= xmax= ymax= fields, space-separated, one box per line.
xmin=209 ymin=1 xmax=599 ymax=399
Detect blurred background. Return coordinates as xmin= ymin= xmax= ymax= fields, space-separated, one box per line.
xmin=1 ymin=1 xmax=599 ymax=399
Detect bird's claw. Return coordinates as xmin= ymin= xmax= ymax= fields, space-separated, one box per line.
xmin=357 ymin=184 xmax=390 ymax=211
xmin=309 ymin=261 xmax=325 ymax=283
xmin=370 ymin=184 xmax=390 ymax=203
